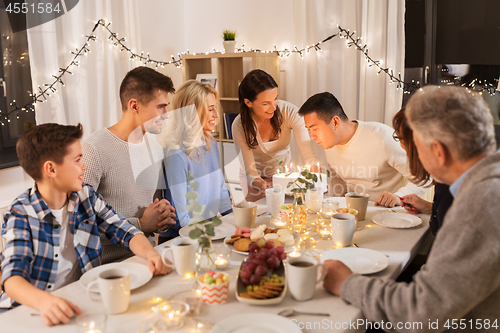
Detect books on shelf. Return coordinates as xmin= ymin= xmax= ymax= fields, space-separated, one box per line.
xmin=224 ymin=113 xmax=238 ymax=140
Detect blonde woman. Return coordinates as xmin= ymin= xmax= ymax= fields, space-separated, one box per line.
xmin=157 ymin=80 xmax=232 ymax=242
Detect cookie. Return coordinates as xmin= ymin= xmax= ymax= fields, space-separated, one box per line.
xmin=233 ymin=238 xmax=252 ymax=252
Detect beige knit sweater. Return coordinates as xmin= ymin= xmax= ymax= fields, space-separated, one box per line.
xmin=82 ymin=129 xmax=163 ymax=263
xmin=340 ymin=152 xmax=500 ymax=332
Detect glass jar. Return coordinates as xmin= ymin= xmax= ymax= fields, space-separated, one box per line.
xmin=292 ymin=192 xmax=307 ymax=234
xmin=196 ymin=236 xmax=215 ymax=274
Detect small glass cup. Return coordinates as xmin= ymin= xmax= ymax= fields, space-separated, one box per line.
xmin=320 ymin=198 xmax=339 ymax=220
xmin=152 ymin=300 xmax=190 ymax=330
xmin=75 ymin=314 xmax=107 ymax=333
xmin=319 ymin=226 xmax=332 ymax=240
xmin=213 ymin=245 xmax=231 ymax=270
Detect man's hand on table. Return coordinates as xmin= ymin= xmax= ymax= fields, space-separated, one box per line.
xmin=37 ymin=293 xmax=82 ymax=326
xmin=323 ymin=260 xmax=353 ymax=296
xmin=374 ymin=192 xmax=401 ymax=208
xmin=140 ymin=198 xmax=176 ymax=233
xmin=146 ymin=250 xmax=172 ymax=275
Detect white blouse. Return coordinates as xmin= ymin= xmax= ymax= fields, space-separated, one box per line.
xmin=232 ymin=100 xmax=319 ymax=188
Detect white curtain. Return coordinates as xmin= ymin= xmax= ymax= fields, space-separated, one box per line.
xmin=27 ymin=0 xmax=141 ymax=138
xmin=286 ymin=0 xmax=405 ymax=123
xmin=286 ymin=0 xmax=405 ymax=170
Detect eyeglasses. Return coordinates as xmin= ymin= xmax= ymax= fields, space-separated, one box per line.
xmin=392 ymin=131 xmax=400 ymax=142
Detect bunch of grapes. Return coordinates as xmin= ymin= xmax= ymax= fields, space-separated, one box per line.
xmin=239 ymin=238 xmax=287 ymax=286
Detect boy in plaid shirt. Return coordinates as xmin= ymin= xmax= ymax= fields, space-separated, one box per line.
xmin=1 ymin=123 xmax=171 ymax=326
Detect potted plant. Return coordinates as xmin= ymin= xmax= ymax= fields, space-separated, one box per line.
xmin=222 ymin=29 xmax=237 ymax=53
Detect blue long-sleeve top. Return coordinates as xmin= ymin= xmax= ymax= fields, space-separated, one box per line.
xmin=161 ymin=138 xmax=233 ymax=238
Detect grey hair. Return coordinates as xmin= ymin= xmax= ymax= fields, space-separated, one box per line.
xmin=406 ymin=85 xmax=495 ymax=161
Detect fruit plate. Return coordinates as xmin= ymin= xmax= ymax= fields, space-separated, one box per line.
xmin=235 ymin=260 xmax=287 ymax=305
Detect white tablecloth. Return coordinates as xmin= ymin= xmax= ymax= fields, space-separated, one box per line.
xmin=0 ymin=198 xmax=430 ymax=333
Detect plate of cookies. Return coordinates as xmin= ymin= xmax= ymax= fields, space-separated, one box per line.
xmin=224 ymin=225 xmax=295 ymax=255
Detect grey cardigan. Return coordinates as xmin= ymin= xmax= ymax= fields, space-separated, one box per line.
xmin=340 ymin=152 xmax=500 ymax=332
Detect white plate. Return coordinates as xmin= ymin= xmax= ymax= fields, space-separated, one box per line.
xmin=210 ymin=313 xmax=301 ymax=333
xmin=320 ymin=248 xmax=389 ymax=274
xmin=372 ymin=212 xmax=422 ymax=228
xmin=235 ymin=260 xmax=286 ymax=305
xmin=180 ymin=222 xmax=236 ymax=240
xmin=80 ymin=262 xmax=153 ymax=293
xmin=224 ymin=235 xmax=250 ymax=255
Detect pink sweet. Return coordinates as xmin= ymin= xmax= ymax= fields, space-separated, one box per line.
xmin=235 ymin=228 xmax=242 ymax=235
xmin=213 ymin=272 xmax=222 ymax=279
xmin=207 ymin=271 xmax=215 ymax=276
xmin=240 ymin=227 xmax=251 ymax=233
xmin=242 ymin=232 xmax=251 ymax=238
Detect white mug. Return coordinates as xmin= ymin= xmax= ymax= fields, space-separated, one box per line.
xmin=331 ymin=213 xmax=356 ymax=247
xmin=286 ymin=256 xmax=326 ymax=301
xmin=87 ymin=268 xmax=130 ymax=314
xmin=162 ymin=238 xmax=197 ymax=277
xmin=265 ymin=187 xmax=285 ymax=215
xmin=232 ymin=201 xmax=257 ymax=228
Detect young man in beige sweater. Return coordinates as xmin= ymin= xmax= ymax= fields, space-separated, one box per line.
xmin=323 ymin=86 xmax=500 ymax=332
xmin=299 ymin=92 xmax=427 ymax=207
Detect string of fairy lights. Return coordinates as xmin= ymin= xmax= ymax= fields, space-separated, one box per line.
xmin=0 ymin=19 xmax=497 ymax=125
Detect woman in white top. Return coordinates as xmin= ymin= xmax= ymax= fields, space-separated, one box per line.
xmin=232 ymin=69 xmax=319 ymax=201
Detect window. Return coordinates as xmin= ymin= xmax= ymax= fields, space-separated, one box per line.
xmin=0 ymin=3 xmax=36 ymax=169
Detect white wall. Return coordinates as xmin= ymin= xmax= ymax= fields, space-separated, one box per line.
xmin=136 ymin=0 xmax=296 ymax=98
xmin=0 ymin=166 xmax=33 ymax=213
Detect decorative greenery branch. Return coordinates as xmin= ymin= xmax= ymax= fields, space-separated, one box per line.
xmin=184 ymin=173 xmax=221 ymax=266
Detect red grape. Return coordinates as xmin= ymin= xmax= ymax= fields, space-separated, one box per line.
xmin=248 ymin=243 xmax=257 ymax=252
xmin=248 ymin=252 xmax=257 ymax=259
xmin=240 ymin=268 xmax=252 ymax=280
xmin=267 ymin=256 xmax=278 ymax=268
xmin=255 ymin=265 xmax=268 ymax=276
xmin=278 ymin=252 xmax=286 ymax=261
xmin=265 ymin=240 xmax=275 ymax=249
xmin=269 ymin=248 xmax=278 ymax=257
xmin=276 ymin=246 xmax=285 ymax=254
xmin=246 ymin=262 xmax=257 ymax=272
xmin=241 ymin=277 xmax=250 ymax=286
xmin=250 ymin=274 xmax=261 ymax=285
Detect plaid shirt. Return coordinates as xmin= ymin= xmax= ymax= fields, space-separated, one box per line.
xmin=1 ymin=184 xmax=142 ymax=297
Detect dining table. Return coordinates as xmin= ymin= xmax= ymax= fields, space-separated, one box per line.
xmin=0 ymin=197 xmax=431 ymax=333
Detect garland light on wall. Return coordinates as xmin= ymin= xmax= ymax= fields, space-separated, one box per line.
xmin=6 ymin=19 xmax=489 ymax=125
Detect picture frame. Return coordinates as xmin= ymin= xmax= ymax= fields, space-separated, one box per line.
xmin=196 ymin=74 xmax=217 ymax=88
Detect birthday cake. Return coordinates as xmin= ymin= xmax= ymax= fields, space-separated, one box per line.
xmin=272 ymin=172 xmax=328 ymax=195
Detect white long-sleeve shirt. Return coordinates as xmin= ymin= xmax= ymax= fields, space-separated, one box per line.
xmin=325 ymin=120 xmax=427 ymax=200
xmin=232 ymin=100 xmax=319 ymax=188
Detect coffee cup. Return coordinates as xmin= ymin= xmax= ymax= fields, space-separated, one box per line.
xmin=345 ymin=192 xmax=369 ymax=220
xmin=162 ymin=238 xmax=197 ymax=277
xmin=286 ymin=256 xmax=326 ymax=301
xmin=232 ymin=201 xmax=257 ymax=228
xmin=265 ymin=187 xmax=285 ymax=215
xmin=87 ymin=268 xmax=130 ymax=314
xmin=331 ymin=213 xmax=356 ymax=247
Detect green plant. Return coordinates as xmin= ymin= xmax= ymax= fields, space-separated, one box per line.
xmin=286 ymin=168 xmax=330 ymax=205
xmin=184 ymin=173 xmax=221 ymax=265
xmin=222 ymin=29 xmax=236 ymax=41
